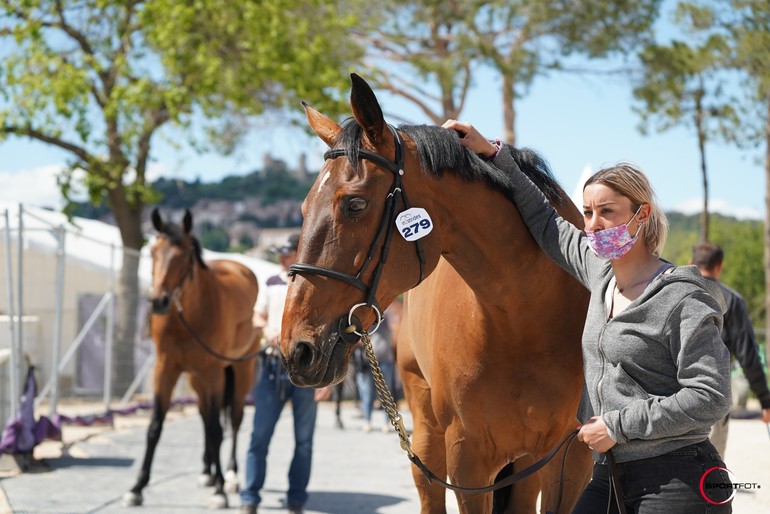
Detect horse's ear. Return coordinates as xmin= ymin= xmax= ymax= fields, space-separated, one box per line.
xmin=349 ymin=73 xmax=387 ymax=147
xmin=151 ymin=208 xmax=164 ymax=233
xmin=303 ymin=101 xmax=342 ymax=148
xmin=183 ymin=209 xmax=193 ymax=234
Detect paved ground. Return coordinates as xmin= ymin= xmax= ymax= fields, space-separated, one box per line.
xmin=0 ymin=400 xmax=459 ymax=514
xmin=0 ymin=399 xmax=769 ymax=513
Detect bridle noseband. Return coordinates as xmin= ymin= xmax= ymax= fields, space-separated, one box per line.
xmin=288 ymin=124 xmax=426 ymax=340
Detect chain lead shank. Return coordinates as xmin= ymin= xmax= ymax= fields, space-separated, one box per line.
xmin=360 ymin=331 xmax=413 ymax=458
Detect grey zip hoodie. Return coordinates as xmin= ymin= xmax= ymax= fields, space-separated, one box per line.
xmin=493 ymin=147 xmax=731 ymax=463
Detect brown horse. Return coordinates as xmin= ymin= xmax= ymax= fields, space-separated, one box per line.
xmin=123 ymin=208 xmax=260 ymax=509
xmin=281 ymin=74 xmax=592 ymax=513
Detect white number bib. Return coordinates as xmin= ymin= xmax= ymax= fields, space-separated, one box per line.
xmin=396 ymin=207 xmax=434 ymax=241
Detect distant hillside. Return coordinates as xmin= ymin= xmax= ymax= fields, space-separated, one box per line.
xmin=71 ymin=162 xmax=315 ymax=219
xmin=151 ymin=167 xmax=315 ymax=209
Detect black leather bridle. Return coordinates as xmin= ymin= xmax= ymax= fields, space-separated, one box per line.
xmin=288 ymin=124 xmax=426 ymax=342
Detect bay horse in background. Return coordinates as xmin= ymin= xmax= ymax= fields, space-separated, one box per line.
xmin=280 ymin=74 xmax=593 ymax=513
xmin=123 ymin=208 xmax=261 ymax=509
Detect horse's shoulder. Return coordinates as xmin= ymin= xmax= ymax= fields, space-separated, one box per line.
xmin=207 ymin=260 xmax=257 ymax=286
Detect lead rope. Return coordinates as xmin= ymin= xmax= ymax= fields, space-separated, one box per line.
xmin=356 ymin=329 xmax=413 ymax=457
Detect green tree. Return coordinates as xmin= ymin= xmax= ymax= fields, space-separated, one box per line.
xmin=361 ymin=0 xmax=661 ymax=144
xmin=0 ymin=0 xmax=360 ymax=392
xmin=633 ymin=34 xmax=739 ymax=242
xmin=674 ymin=0 xmax=770 ymax=354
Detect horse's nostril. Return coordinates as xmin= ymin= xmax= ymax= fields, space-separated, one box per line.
xmin=292 ymin=341 xmax=316 ymax=371
xmin=151 ymin=295 xmax=170 ymax=314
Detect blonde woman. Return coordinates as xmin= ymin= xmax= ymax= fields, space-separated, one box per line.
xmin=443 ymin=120 xmax=733 ymax=513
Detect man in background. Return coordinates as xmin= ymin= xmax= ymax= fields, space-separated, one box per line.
xmin=240 ymin=234 xmax=325 ymax=514
xmin=692 ymin=241 xmax=770 ymax=457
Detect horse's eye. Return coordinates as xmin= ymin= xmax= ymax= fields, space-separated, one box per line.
xmin=346 ymin=197 xmax=368 ymax=215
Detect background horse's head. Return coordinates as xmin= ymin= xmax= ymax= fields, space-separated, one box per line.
xmin=281 ymin=74 xmax=445 ymax=387
xmin=149 ymin=208 xmax=208 ymax=314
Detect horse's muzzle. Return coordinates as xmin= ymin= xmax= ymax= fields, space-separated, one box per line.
xmin=283 ymin=331 xmax=352 ymax=388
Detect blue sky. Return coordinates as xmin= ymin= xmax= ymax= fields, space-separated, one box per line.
xmin=0 ymin=62 xmax=765 ymax=221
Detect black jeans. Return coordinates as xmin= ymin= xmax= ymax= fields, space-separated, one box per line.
xmin=572 ymin=440 xmax=732 ymax=514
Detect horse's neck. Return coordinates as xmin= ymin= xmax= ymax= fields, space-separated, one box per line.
xmin=179 ymin=265 xmax=214 ymax=315
xmin=437 ymin=175 xmax=580 ymax=309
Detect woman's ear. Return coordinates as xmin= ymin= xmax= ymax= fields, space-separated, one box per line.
xmin=639 ymin=203 xmax=652 ymax=224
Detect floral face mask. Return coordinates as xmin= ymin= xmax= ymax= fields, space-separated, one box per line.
xmin=584 ymin=206 xmax=643 ymax=260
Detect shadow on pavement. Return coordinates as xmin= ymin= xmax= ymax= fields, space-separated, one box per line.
xmin=301 ymin=490 xmax=412 ymax=514
xmin=48 ymin=456 xmax=134 ymax=470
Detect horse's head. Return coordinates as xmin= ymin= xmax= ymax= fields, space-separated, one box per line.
xmin=149 ymin=208 xmax=207 ymax=314
xmin=281 ymin=74 xmax=443 ymax=387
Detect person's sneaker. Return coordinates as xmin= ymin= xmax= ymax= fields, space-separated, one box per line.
xmin=362 ymin=423 xmax=372 ymax=433
xmin=287 ymin=504 xmax=304 ymax=514
xmin=239 ymin=504 xmax=257 ymax=514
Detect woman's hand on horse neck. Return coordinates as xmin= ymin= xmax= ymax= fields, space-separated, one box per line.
xmin=442 ymin=120 xmax=497 ymax=158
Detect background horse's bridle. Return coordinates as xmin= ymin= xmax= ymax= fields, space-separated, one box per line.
xmin=288 ymin=124 xmax=426 ymax=341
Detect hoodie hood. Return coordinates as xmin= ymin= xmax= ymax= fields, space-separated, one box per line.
xmin=649 ymin=264 xmax=727 ymax=316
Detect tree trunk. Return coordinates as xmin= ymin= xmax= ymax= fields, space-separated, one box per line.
xmin=695 ymin=94 xmax=709 ymax=242
xmin=502 ymin=73 xmax=516 ymax=146
xmin=764 ymin=95 xmax=770 ymax=362
xmin=108 ymin=187 xmax=145 ymax=396
xmin=115 ymin=250 xmax=141 ymax=395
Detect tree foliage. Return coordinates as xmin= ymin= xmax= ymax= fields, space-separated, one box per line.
xmin=0 ymin=0 xmax=362 ymax=392
xmin=632 ymin=18 xmax=742 ymax=242
xmin=360 ymin=0 xmax=662 ymax=143
xmin=0 ymin=0 xmax=360 ymax=230
xmin=633 ymin=39 xmax=737 ymax=137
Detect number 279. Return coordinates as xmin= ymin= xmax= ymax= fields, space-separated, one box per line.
xmin=402 ymin=219 xmax=431 ymax=238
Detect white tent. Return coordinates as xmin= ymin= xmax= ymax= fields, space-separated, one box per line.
xmin=0 ymin=202 xmax=280 ymax=413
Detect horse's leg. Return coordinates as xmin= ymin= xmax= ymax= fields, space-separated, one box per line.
xmin=443 ymin=422 xmax=497 ymax=514
xmin=401 ymin=366 xmax=448 ymax=514
xmin=122 ymin=358 xmax=181 ymax=507
xmin=189 ymin=374 xmax=215 ymax=486
xmin=224 ymin=358 xmax=256 ymax=494
xmin=502 ymin=455 xmax=541 ymax=514
xmin=191 ymin=369 xmax=229 ymax=509
xmin=187 ymin=373 xmax=216 ymax=487
xmin=537 ymin=430 xmax=592 ymax=514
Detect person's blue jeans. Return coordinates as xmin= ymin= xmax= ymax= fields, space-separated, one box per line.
xmin=572 ymin=439 xmax=732 ymax=513
xmin=356 ymin=361 xmax=395 ymax=423
xmin=241 ymin=357 xmax=318 ymax=507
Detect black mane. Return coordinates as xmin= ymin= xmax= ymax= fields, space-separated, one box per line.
xmin=333 ymin=120 xmax=568 ymax=205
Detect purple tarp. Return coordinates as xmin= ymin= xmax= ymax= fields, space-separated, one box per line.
xmin=0 ymin=367 xmax=61 ymax=455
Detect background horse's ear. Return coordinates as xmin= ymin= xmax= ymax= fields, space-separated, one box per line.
xmin=350 ymin=73 xmax=387 ymax=147
xmin=183 ymin=209 xmax=193 ymax=234
xmin=303 ymin=101 xmax=342 ymax=147
xmin=151 ymin=208 xmax=164 ymax=233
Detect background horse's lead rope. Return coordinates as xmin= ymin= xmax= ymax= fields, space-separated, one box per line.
xmin=360 ymin=331 xmax=414 ymax=458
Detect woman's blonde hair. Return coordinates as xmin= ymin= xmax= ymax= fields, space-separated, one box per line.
xmin=584 ymin=163 xmax=668 ymax=256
